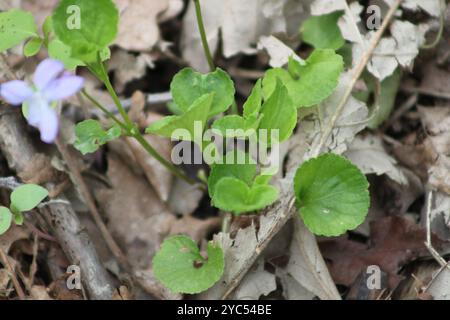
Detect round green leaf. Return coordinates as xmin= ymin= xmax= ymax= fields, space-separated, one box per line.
xmin=0 ymin=9 xmax=38 ymax=52
xmin=10 ymin=184 xmax=49 ymax=213
xmin=301 ymin=12 xmax=345 ymax=50
xmin=170 ymin=68 xmax=235 ymax=117
xmin=0 ymin=207 xmax=12 ymax=235
xmin=52 ymin=0 xmax=118 ymax=62
xmin=294 ymin=153 xmax=370 ymax=236
xmin=212 ymin=177 xmax=279 ymax=214
xmin=153 ymin=235 xmax=224 ymax=294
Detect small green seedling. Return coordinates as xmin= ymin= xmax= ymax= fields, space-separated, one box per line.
xmin=0 ymin=184 xmax=49 ymax=235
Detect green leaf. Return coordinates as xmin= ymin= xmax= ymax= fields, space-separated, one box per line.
xmin=0 ymin=207 xmax=12 ymax=235
xmin=212 ymin=177 xmax=279 ymax=214
xmin=43 ymin=15 xmax=53 ymax=39
xmin=301 ymin=12 xmax=345 ymax=50
xmin=10 ymin=184 xmax=48 ymax=213
xmin=211 ymin=114 xmax=260 ymax=138
xmin=23 ymin=37 xmax=43 ymax=57
xmin=48 ymin=39 xmax=85 ymax=70
xmin=146 ymin=93 xmax=214 ymax=141
xmin=52 ymin=0 xmax=118 ymax=62
xmin=294 ymin=153 xmax=370 ymax=236
xmin=0 ymin=9 xmax=38 ymax=52
xmin=153 ymin=235 xmax=224 ymax=294
xmin=171 ymin=68 xmax=235 ymax=117
xmin=368 ymin=68 xmax=401 ymax=129
xmin=258 ymin=79 xmax=297 ymax=146
xmin=263 ymin=49 xmax=343 ymax=108
xmin=243 ymin=79 xmax=263 ymax=118
xmin=74 ymin=119 xmax=121 ymax=154
xmin=208 ymin=150 xmax=257 ymax=198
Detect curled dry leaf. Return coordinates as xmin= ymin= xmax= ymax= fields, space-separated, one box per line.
xmin=353 ymin=21 xmax=428 ymax=80
xmin=257 ymin=36 xmax=299 ymax=68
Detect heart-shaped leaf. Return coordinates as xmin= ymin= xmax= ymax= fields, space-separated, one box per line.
xmin=10 ymin=184 xmax=48 ymax=213
xmin=263 ymin=49 xmax=343 ymax=108
xmin=294 ymin=153 xmax=370 ymax=236
xmin=171 ymin=68 xmax=235 ymax=117
xmin=0 ymin=9 xmax=38 ymax=53
xmin=212 ymin=177 xmax=279 ymax=214
xmin=23 ymin=37 xmax=43 ymax=57
xmin=153 ymin=235 xmax=224 ymax=294
xmin=52 ymin=0 xmax=118 ymax=62
xmin=0 ymin=207 xmax=12 ymax=235
xmin=146 ymin=93 xmax=213 ymax=141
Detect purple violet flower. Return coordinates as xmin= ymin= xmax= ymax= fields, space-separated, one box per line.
xmin=0 ymin=59 xmax=84 ymax=143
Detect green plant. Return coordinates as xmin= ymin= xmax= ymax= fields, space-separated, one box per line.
xmin=0 ymin=184 xmax=48 ymax=235
xmin=0 ymin=0 xmax=372 ymax=295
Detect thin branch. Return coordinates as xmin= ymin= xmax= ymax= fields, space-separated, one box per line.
xmin=0 ymin=248 xmax=26 ymax=300
xmin=55 ymin=139 xmax=131 ymax=270
xmin=311 ymin=0 xmax=402 ymax=158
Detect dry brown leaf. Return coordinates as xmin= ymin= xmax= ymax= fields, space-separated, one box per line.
xmin=94 ymin=154 xmax=175 ymax=269
xmin=114 ymin=0 xmax=183 ymax=52
xmin=109 ymin=50 xmax=151 ymax=93
xmin=320 ymin=216 xmax=445 ymax=289
xmin=168 ymin=178 xmax=204 ymax=216
xmin=418 ymin=106 xmax=450 ymax=195
xmin=169 ymin=215 xmax=221 ymax=243
xmin=182 ymin=0 xmax=311 ymax=71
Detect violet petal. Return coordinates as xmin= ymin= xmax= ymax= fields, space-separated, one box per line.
xmin=43 ymin=75 xmax=84 ymax=101
xmin=33 ymin=59 xmax=64 ymax=90
xmin=0 ymin=80 xmax=33 ymax=105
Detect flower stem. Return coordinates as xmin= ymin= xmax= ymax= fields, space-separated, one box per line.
xmin=81 ymin=89 xmax=128 ymax=131
xmin=193 ymin=0 xmax=215 ymax=72
xmin=90 ymin=63 xmax=196 ymax=185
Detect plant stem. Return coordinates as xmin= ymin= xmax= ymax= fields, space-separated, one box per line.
xmin=132 ymin=132 xmax=196 ymax=184
xmin=86 ymin=63 xmax=196 ymax=185
xmin=193 ymin=0 xmax=215 ymax=72
xmin=81 ymin=89 xmax=128 ymax=131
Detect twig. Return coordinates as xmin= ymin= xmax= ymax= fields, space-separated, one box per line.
xmin=55 ymin=138 xmax=130 ymax=270
xmin=311 ymin=0 xmax=402 ymax=158
xmin=421 ymin=0 xmax=445 ymax=49
xmin=218 ymin=0 xmax=403 ymax=299
xmin=424 ymin=190 xmax=449 ymax=268
xmin=0 ymin=247 xmax=26 ymax=300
